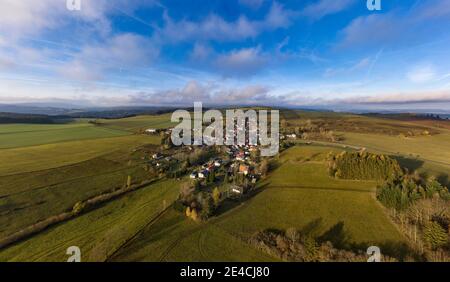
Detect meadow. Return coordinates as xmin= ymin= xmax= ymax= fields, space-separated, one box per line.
xmin=0 ymin=179 xmax=180 ymax=262
xmin=0 ymin=117 xmax=162 ymax=240
xmin=0 ymin=112 xmax=449 ymax=261
xmin=0 ymin=120 xmax=130 ymax=149
xmin=111 ymin=146 xmax=405 ymax=261
xmin=99 ymin=114 xmax=176 ymax=132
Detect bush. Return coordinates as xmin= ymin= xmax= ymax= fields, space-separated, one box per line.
xmin=72 ymin=201 xmax=87 ymax=215
xmin=423 ymin=221 xmax=448 ymax=250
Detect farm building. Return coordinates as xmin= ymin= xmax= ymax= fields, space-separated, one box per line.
xmin=145 ymin=128 xmax=158 ymax=134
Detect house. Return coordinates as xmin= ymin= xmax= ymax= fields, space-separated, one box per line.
xmin=249 ymin=146 xmax=258 ymax=152
xmin=189 ymin=172 xmax=198 ymax=179
xmin=152 ymin=153 xmax=163 ymax=160
xmin=236 ymin=152 xmax=245 ymax=161
xmin=227 ymin=184 xmax=245 ymax=197
xmin=198 ymin=170 xmax=209 ymax=179
xmin=287 ymin=134 xmax=297 ymax=139
xmin=205 ymin=163 xmax=215 ymax=171
xmin=239 ymin=164 xmax=250 ymax=175
xmin=145 ymin=128 xmax=157 ymax=134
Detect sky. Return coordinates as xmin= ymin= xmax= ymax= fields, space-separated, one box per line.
xmin=0 ymin=0 xmax=450 ymax=111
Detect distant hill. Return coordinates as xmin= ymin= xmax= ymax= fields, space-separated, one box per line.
xmin=0 ymin=112 xmax=57 ymax=124
xmin=0 ymin=104 xmax=178 ymax=119
xmin=0 ymin=104 xmax=77 ymax=116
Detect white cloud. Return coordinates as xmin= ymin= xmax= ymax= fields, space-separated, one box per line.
xmin=216 ymin=47 xmax=267 ymax=77
xmin=301 ymin=0 xmax=355 ymax=20
xmin=338 ymin=13 xmax=404 ymax=48
xmin=156 ymin=2 xmax=295 ymax=43
xmin=337 ymin=0 xmax=450 ymax=49
xmin=407 ymin=64 xmax=437 ymax=83
xmin=190 ymin=43 xmax=213 ymax=61
xmin=128 ymin=81 xmax=278 ymax=106
xmin=59 ymin=33 xmax=159 ymax=81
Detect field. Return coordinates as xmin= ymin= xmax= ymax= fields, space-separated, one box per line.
xmin=0 ymin=112 xmax=449 ymax=262
xmin=0 ymin=120 xmax=132 ymax=149
xmin=0 ymin=117 xmax=163 ymax=240
xmin=0 ymin=179 xmax=180 ymax=262
xmin=110 ymin=146 xmax=405 ymax=261
xmin=99 ymin=114 xmax=176 ymax=132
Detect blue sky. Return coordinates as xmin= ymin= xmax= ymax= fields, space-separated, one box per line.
xmin=0 ymin=0 xmax=450 ymax=111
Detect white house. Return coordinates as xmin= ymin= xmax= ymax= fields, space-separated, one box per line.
xmin=198 ymin=170 xmax=209 ymax=179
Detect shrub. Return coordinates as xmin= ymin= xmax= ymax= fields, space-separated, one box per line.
xmin=72 ymin=201 xmax=87 ymax=215
xmin=212 ymin=187 xmax=221 ymax=207
xmin=423 ymin=221 xmax=448 ymax=250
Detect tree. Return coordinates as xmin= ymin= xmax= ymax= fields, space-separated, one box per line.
xmin=127 ymin=175 xmax=132 ymax=188
xmin=200 ymin=193 xmax=215 ymax=219
xmin=286 ymin=227 xmax=298 ymax=244
xmin=423 ymin=221 xmax=448 ymax=250
xmin=72 ymin=201 xmax=86 ymax=215
xmin=260 ymin=159 xmax=269 ymax=177
xmin=212 ymin=187 xmax=221 ymax=207
xmin=185 ymin=206 xmax=191 ymax=217
xmin=160 ymin=133 xmax=173 ymax=149
xmin=180 ymin=182 xmax=195 ymax=205
xmin=224 ymin=171 xmax=229 ymax=183
xmin=207 ymin=170 xmax=215 ymax=184
xmin=190 ymin=208 xmax=199 ymax=221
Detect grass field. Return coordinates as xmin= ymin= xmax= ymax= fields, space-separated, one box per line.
xmin=341 ymin=131 xmax=450 ymax=166
xmin=0 ymin=179 xmax=180 ymax=262
xmin=0 ymin=156 xmax=154 ymax=238
xmin=0 ymin=121 xmax=130 ymax=149
xmin=111 ymin=146 xmax=405 ymax=261
xmin=99 ymin=114 xmax=176 ymax=132
xmin=0 ymin=135 xmax=159 ymax=176
xmin=0 ymin=112 xmax=448 ymax=262
xmin=0 ymin=118 xmax=165 ymax=240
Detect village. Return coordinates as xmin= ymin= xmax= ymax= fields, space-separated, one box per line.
xmin=137 ymin=121 xmax=277 ymax=221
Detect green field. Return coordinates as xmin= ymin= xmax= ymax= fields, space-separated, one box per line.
xmin=0 ymin=135 xmax=159 ymax=176
xmin=0 ymin=117 xmax=165 ymax=241
xmin=0 ymin=121 xmax=130 ymax=149
xmin=110 ymin=146 xmax=405 ymax=261
xmin=99 ymin=114 xmax=176 ymax=132
xmin=0 ymin=179 xmax=180 ymax=262
xmin=341 ymin=131 xmax=450 ymax=167
xmin=0 ymin=112 xmax=448 ymax=262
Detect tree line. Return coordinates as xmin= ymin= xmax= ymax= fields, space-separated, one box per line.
xmin=327 ymin=151 xmax=402 ymax=180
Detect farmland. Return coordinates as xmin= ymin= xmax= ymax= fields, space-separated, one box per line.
xmin=0 ymin=121 xmax=131 ymax=149
xmin=0 ymin=117 xmax=163 ymax=240
xmin=0 ymin=179 xmax=180 ymax=262
xmin=0 ymin=111 xmax=449 ymax=262
xmin=110 ymin=145 xmax=405 ymax=261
